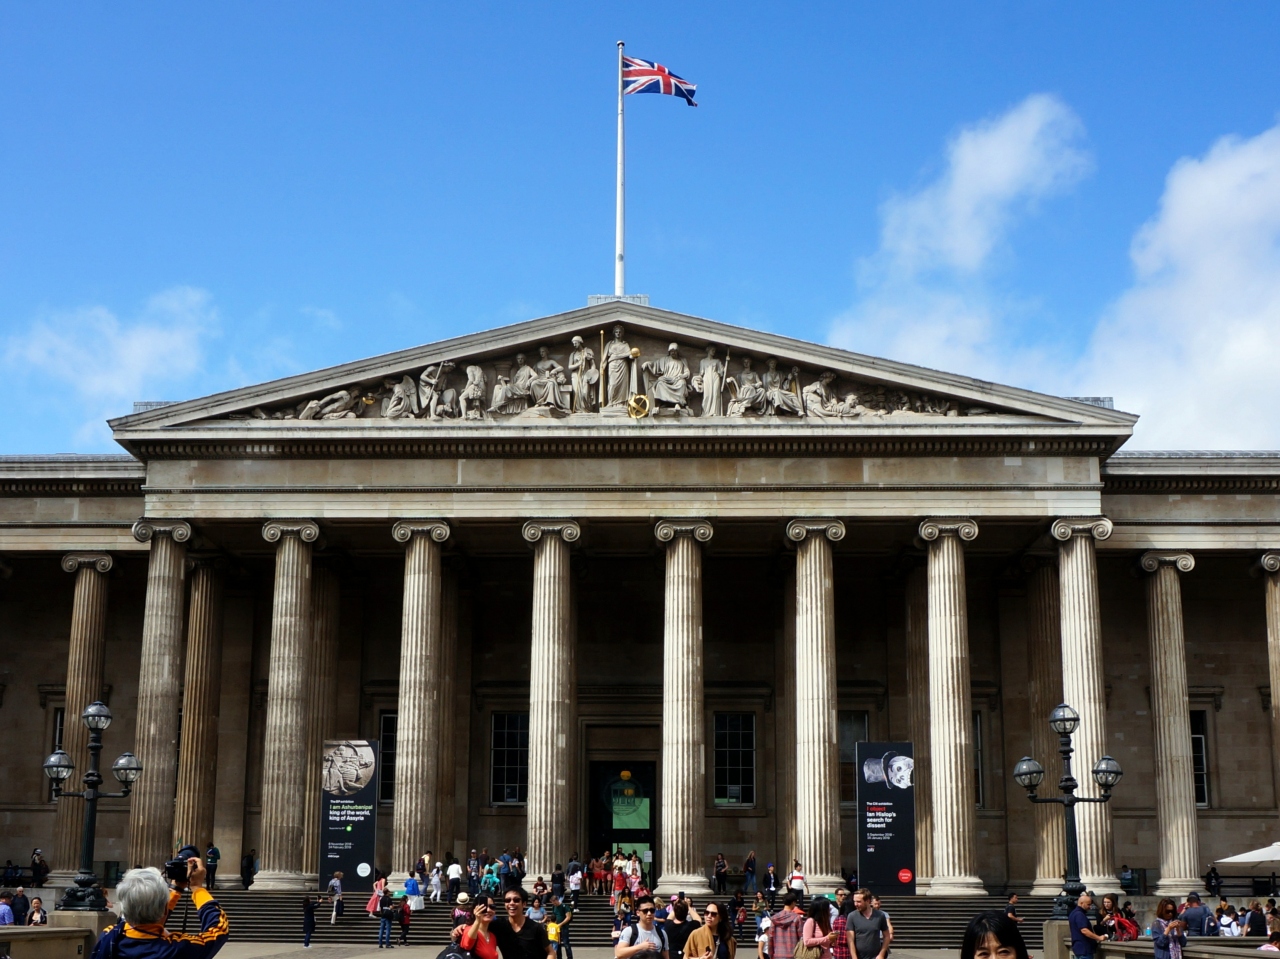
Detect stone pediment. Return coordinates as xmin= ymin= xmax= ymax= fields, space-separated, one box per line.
xmin=109 ymin=302 xmax=1135 ymax=452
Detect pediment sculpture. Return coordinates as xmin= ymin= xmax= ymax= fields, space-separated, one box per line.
xmin=227 ymin=324 xmax=995 ymax=424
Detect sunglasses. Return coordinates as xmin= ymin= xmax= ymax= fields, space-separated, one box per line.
xmin=705 ymin=910 xmax=719 ymax=917
xmin=504 ymin=898 xmax=523 ymax=904
xmin=639 ymin=908 xmax=655 ymax=914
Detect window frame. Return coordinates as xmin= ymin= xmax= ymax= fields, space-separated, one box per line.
xmin=712 ymin=712 xmax=757 ymax=807
xmin=490 ymin=711 xmax=530 ymax=806
xmin=378 ymin=710 xmax=397 ymax=804
xmin=837 ymin=709 xmax=870 ymax=806
xmin=1190 ymin=708 xmax=1211 ymax=808
xmin=972 ymin=708 xmax=985 ymax=809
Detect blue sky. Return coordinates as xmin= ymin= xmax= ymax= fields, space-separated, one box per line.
xmin=3 ymin=3 xmax=1280 ymax=451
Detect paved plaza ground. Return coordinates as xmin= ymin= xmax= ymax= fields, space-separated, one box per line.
xmin=212 ymin=948 xmax=961 ymax=959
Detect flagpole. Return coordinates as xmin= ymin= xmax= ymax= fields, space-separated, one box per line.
xmin=615 ymin=39 xmax=625 ymax=298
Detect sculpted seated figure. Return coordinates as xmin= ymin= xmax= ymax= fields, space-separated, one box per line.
xmin=489 ymin=353 xmax=537 ymax=414
xmin=802 ymin=371 xmax=864 ymax=419
xmin=642 ymin=343 xmax=692 ymax=411
xmin=726 ymin=356 xmax=767 ymax=416
xmin=762 ymin=359 xmax=804 ymax=416
xmin=529 ymin=345 xmax=571 ymax=412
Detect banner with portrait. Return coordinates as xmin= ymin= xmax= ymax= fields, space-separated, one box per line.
xmin=855 ymin=741 xmax=916 ymax=895
xmin=320 ymin=739 xmax=380 ymax=893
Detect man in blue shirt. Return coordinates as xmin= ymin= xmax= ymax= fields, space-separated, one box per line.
xmin=1182 ymin=893 xmax=1214 ymax=936
xmin=1069 ymin=894 xmax=1105 ymax=958
xmin=500 ymin=850 xmax=513 ymax=891
xmin=0 ymin=891 xmax=15 ymax=925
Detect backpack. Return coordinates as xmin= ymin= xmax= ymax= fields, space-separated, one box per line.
xmin=626 ymin=925 xmax=668 ymax=952
xmin=1113 ymin=917 xmax=1139 ymax=942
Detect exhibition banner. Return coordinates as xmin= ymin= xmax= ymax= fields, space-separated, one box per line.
xmin=855 ymin=741 xmax=916 ymax=895
xmin=320 ymin=739 xmax=380 ymax=893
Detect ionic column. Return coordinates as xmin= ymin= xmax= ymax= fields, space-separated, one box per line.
xmin=129 ymin=520 xmax=193 ymax=869
xmin=173 ymin=557 xmax=225 ymax=854
xmin=654 ymin=519 xmax=713 ymax=896
xmin=1025 ymin=560 xmax=1068 ymax=895
xmin=1051 ymin=517 xmax=1116 ymax=890
xmin=787 ymin=519 xmax=846 ymax=889
xmin=904 ymin=565 xmax=933 ymax=890
xmin=302 ymin=565 xmax=341 ymax=882
xmin=255 ymin=519 xmax=320 ymax=889
xmin=523 ymin=520 xmax=581 ymax=879
xmin=435 ymin=569 xmax=460 ymax=858
xmin=1262 ymin=553 xmax=1280 ymax=807
xmin=50 ymin=553 xmax=113 ymax=882
xmin=919 ymin=518 xmax=985 ymax=896
xmin=390 ymin=520 xmax=451 ymax=880
xmin=1141 ymin=550 xmax=1201 ymax=896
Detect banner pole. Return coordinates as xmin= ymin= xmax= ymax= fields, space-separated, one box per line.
xmin=615 ymin=40 xmax=625 ymax=298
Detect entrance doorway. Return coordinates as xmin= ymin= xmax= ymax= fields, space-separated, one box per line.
xmin=588 ymin=761 xmax=658 ymax=881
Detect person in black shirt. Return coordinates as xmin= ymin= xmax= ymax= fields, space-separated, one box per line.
xmin=455 ymin=885 xmax=551 ymax=959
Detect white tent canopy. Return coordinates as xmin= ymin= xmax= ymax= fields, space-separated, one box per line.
xmin=1216 ymin=844 xmax=1280 ymax=870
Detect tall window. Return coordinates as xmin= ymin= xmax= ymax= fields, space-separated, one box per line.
xmin=491 ymin=712 xmax=529 ymax=804
xmin=713 ymin=713 xmax=756 ymax=805
xmin=838 ymin=710 xmax=869 ymax=804
xmin=379 ymin=712 xmax=397 ymax=803
xmin=1190 ymin=709 xmax=1210 ymax=807
xmin=972 ymin=709 xmax=985 ymax=808
xmin=49 ymin=707 xmax=65 ymax=800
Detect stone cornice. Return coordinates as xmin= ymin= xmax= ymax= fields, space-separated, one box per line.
xmin=785 ymin=519 xmax=846 ymax=543
xmin=132 ymin=519 xmax=193 ymax=544
xmin=61 ymin=553 xmax=113 ymax=574
xmin=655 ymin=519 xmax=714 ymax=543
xmin=1140 ymin=550 xmax=1195 ymax=573
xmin=521 ymin=520 xmax=582 ymax=544
xmin=390 ymin=520 xmax=451 ymax=545
xmin=261 ymin=520 xmax=320 ymax=544
xmin=918 ymin=518 xmax=979 ymax=542
xmin=1050 ymin=517 xmax=1114 ymax=542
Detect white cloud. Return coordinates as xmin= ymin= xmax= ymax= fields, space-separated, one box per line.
xmin=1079 ymin=122 xmax=1280 ymax=448
xmin=4 ymin=286 xmax=218 ymax=445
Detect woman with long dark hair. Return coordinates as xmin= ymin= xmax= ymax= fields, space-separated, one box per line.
xmin=802 ymin=897 xmax=837 ymax=959
xmin=460 ymin=896 xmax=499 ymax=959
xmin=1151 ymin=898 xmax=1187 ymax=959
xmin=959 ymin=911 xmax=1030 ymax=959
xmin=686 ymin=901 xmax=737 ymax=959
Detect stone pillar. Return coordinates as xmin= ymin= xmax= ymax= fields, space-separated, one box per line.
xmin=654 ymin=519 xmax=713 ymax=896
xmin=254 ymin=519 xmax=320 ymax=890
xmin=129 ymin=520 xmax=192 ymax=869
xmin=1262 ymin=553 xmax=1280 ymax=808
xmin=1051 ymin=517 xmax=1115 ymax=891
xmin=1141 ymin=550 xmax=1201 ymax=896
xmin=302 ymin=565 xmax=341 ymax=881
xmin=904 ymin=565 xmax=933 ymax=890
xmin=1025 ymin=560 xmax=1068 ymax=895
xmin=919 ymin=518 xmax=986 ymax=896
xmin=173 ymin=557 xmax=225 ymax=853
xmin=786 ymin=519 xmax=846 ymax=889
xmin=50 ymin=554 xmax=113 ymax=882
xmin=523 ymin=521 xmax=581 ymax=879
xmin=390 ymin=520 xmax=451 ymax=880
xmin=436 ymin=569 xmax=460 ymax=858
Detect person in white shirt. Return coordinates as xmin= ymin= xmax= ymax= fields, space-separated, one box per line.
xmin=448 ymin=860 xmax=465 ymax=901
xmin=787 ymin=862 xmax=808 ymax=896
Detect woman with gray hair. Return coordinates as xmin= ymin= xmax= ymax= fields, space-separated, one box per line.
xmin=91 ymin=855 xmax=228 ymax=959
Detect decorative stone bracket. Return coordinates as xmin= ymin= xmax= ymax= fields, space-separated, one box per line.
xmin=1140 ymin=550 xmax=1195 ymax=573
xmin=521 ymin=520 xmax=582 ymax=544
xmin=391 ymin=520 xmax=450 ymax=544
xmin=919 ymin=517 xmax=979 ymax=542
xmin=1050 ymin=516 xmax=1113 ymax=543
xmin=786 ymin=519 xmax=846 ymax=543
xmin=60 ymin=553 xmax=113 ymax=574
xmin=262 ymin=520 xmax=321 ymax=544
xmin=655 ymin=519 xmax=713 ymax=543
xmin=132 ymin=519 xmax=193 ymax=544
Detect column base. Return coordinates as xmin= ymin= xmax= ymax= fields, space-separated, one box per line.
xmin=655 ymin=873 xmax=713 ymax=897
xmin=250 ymin=870 xmax=310 ymax=890
xmin=45 ymin=870 xmax=79 ymax=889
xmin=1029 ymin=878 xmax=1067 ymax=896
xmin=926 ymin=875 xmax=988 ymax=896
xmin=1079 ymin=874 xmax=1119 ymax=894
xmin=806 ymin=874 xmax=849 ymax=896
xmin=1152 ymin=878 xmax=1203 ymax=899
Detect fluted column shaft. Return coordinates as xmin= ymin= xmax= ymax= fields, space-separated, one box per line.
xmin=391 ymin=521 xmax=450 ymax=880
xmin=1026 ymin=561 xmax=1068 ymax=894
xmin=51 ymin=555 xmax=113 ymax=878
xmin=1142 ymin=551 xmax=1201 ymax=895
xmin=302 ymin=566 xmax=341 ymax=879
xmin=524 ymin=521 xmax=580 ymax=879
xmin=173 ymin=559 xmax=225 ymax=853
xmin=129 ymin=521 xmax=192 ymax=869
xmin=788 ymin=520 xmax=845 ymax=887
xmin=920 ymin=518 xmax=985 ymax=896
xmin=1053 ymin=517 xmax=1115 ymax=890
xmin=655 ymin=520 xmax=713 ymax=895
xmin=904 ymin=566 xmax=932 ymax=889
xmin=1263 ymin=554 xmax=1280 ymax=809
xmin=436 ymin=570 xmax=460 ymax=858
xmin=255 ymin=520 xmax=319 ymax=889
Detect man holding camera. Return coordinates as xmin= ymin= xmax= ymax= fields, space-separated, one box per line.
xmin=91 ymin=845 xmax=228 ymax=959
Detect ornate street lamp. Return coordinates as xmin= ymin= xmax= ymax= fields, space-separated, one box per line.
xmin=1014 ymin=702 xmax=1123 ymax=919
xmin=42 ymin=701 xmax=143 ymax=911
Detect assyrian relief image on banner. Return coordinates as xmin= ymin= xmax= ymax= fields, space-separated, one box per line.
xmin=321 ymin=740 xmax=380 ymax=893
xmin=856 ymin=741 xmax=916 ymax=895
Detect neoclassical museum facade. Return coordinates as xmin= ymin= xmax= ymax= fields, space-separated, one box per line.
xmin=3 ymin=301 xmax=1279 ymax=897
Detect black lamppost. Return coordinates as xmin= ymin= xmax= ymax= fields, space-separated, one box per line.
xmin=42 ymin=701 xmax=143 ymax=911
xmin=1013 ymin=703 xmax=1123 ymax=919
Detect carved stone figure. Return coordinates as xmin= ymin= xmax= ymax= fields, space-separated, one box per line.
xmin=530 ymin=346 xmax=571 ymax=412
xmin=692 ymin=346 xmax=726 ymax=417
xmin=489 ymin=353 xmax=536 ymax=414
xmin=382 ymin=375 xmax=419 ymax=419
xmin=762 ymin=359 xmax=804 ymax=416
xmin=802 ymin=372 xmax=860 ymax=419
xmin=642 ymin=343 xmax=692 ymax=411
xmin=567 ymin=336 xmax=598 ymax=414
xmin=602 ymin=325 xmax=633 ymax=409
xmin=726 ymin=357 xmax=767 ymax=417
xmin=299 ymin=388 xmax=360 ymax=420
xmin=459 ymin=365 xmax=487 ymax=420
xmin=419 ymin=361 xmax=458 ymax=419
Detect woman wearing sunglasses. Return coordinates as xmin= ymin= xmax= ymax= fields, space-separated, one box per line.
xmin=461 ymin=896 xmax=499 ymax=959
xmin=685 ymin=901 xmax=736 ymax=959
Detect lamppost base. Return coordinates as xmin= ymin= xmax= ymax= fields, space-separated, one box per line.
xmin=56 ymin=880 xmax=109 ymax=912
xmin=51 ymin=909 xmax=118 ymax=933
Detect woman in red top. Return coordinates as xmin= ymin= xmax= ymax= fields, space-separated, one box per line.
xmin=460 ymin=896 xmax=499 ymax=959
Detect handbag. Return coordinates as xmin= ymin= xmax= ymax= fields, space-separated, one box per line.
xmin=795 ymin=942 xmax=823 ymax=959
xmin=437 ymin=945 xmax=473 ymax=959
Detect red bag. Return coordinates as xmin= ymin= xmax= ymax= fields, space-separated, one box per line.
xmin=1113 ymin=917 xmax=1139 ymax=942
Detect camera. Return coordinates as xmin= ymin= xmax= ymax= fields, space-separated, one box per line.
xmin=165 ymin=845 xmax=202 ymax=882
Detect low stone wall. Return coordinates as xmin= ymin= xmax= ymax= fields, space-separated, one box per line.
xmin=0 ymin=926 xmax=97 ymax=959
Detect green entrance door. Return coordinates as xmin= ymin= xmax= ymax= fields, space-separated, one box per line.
xmin=588 ymin=761 xmax=658 ymax=879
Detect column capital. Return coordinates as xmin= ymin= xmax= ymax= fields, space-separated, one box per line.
xmin=132 ymin=519 xmax=193 ymax=544
xmin=1259 ymin=552 xmax=1280 ymax=574
xmin=262 ymin=520 xmax=321 ymax=544
xmin=1141 ymin=550 xmax=1195 ymax=574
xmin=918 ymin=517 xmax=978 ymax=542
xmin=655 ymin=519 xmax=713 ymax=544
xmin=1050 ymin=516 xmax=1113 ymax=542
xmin=61 ymin=553 xmax=113 ymax=574
xmin=391 ymin=520 xmax=451 ymax=545
xmin=786 ymin=519 xmax=846 ymax=543
xmin=522 ymin=520 xmax=581 ymax=544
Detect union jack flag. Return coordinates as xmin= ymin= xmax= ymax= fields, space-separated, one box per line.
xmin=622 ymin=56 xmax=697 ymax=106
